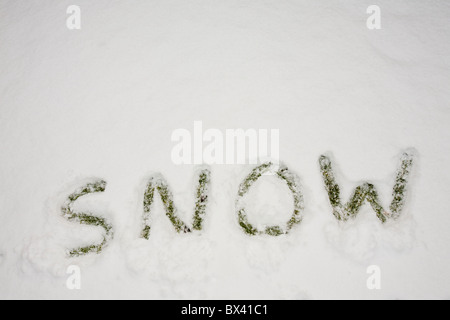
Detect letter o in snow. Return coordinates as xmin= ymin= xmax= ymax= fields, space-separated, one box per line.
xmin=236 ymin=162 xmax=304 ymax=236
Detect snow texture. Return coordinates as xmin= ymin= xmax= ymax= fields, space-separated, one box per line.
xmin=1 ymin=0 xmax=450 ymax=299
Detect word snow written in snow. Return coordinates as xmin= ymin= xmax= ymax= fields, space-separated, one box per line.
xmin=60 ymin=150 xmax=414 ymax=256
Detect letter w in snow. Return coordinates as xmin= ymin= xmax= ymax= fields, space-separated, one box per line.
xmin=319 ymin=151 xmax=414 ymax=222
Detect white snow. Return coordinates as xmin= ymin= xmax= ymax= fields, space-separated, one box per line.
xmin=1 ymin=0 xmax=450 ymax=299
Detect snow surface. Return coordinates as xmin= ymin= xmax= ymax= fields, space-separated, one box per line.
xmin=1 ymin=0 xmax=450 ymax=299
